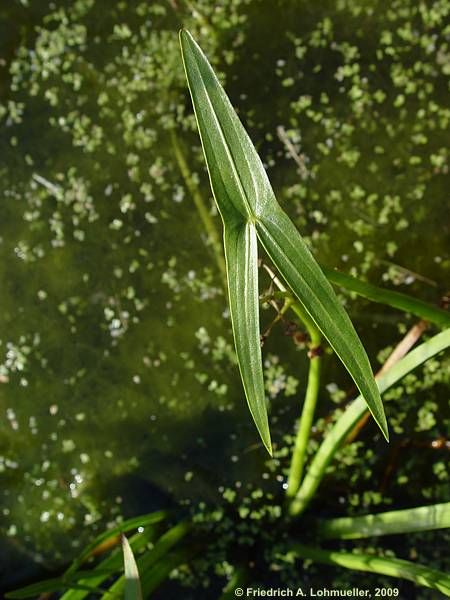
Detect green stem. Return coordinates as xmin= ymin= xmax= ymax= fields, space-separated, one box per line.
xmin=289 ymin=329 xmax=450 ymax=517
xmin=285 ymin=543 xmax=450 ymax=596
xmin=285 ymin=343 xmax=321 ymax=498
xmin=289 ymin=299 xmax=322 ymax=347
xmin=316 ymin=502 xmax=450 ymax=540
xmin=261 ymin=263 xmax=323 ymax=500
xmin=261 ymin=263 xmax=319 ymax=342
xmin=170 ymin=130 xmax=226 ymax=282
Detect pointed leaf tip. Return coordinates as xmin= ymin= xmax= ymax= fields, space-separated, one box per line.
xmin=179 ymin=29 xmax=195 ymax=55
xmin=122 ymin=534 xmax=143 ymax=600
xmin=179 ymin=29 xmax=188 ymax=44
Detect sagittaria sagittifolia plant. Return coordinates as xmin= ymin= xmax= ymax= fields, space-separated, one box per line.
xmin=179 ymin=29 xmax=388 ymax=454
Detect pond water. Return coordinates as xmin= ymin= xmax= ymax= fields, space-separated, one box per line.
xmin=0 ymin=0 xmax=448 ymax=592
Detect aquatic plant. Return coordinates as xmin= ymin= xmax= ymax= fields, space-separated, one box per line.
xmin=8 ymin=29 xmax=450 ymax=600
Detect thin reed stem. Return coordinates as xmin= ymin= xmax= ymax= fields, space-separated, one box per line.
xmin=170 ymin=130 xmax=226 ymax=282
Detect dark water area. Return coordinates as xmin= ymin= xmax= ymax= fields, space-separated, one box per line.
xmin=0 ymin=0 xmax=449 ymax=596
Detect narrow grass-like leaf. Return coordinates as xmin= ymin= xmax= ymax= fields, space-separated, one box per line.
xmin=322 ymin=266 xmax=450 ymax=328
xmin=102 ymin=522 xmax=191 ymax=599
xmin=135 ymin=522 xmax=190 ymax=574
xmin=65 ymin=510 xmax=168 ymax=576
xmin=122 ymin=535 xmax=143 ymax=600
xmin=5 ymin=579 xmax=67 ymax=599
xmin=318 ymin=502 xmax=450 ymax=539
xmin=287 ymin=544 xmax=450 ymax=596
xmin=61 ymin=523 xmax=163 ymax=600
xmin=290 ymin=328 xmax=450 ymax=516
xmin=179 ymin=29 xmax=388 ymax=445
xmin=5 ymin=575 xmax=109 ymax=599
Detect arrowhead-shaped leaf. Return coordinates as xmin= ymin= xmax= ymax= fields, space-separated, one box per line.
xmin=179 ymin=29 xmax=388 ymax=448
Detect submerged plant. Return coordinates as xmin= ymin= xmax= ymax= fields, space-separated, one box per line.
xmin=8 ymin=30 xmax=450 ymax=600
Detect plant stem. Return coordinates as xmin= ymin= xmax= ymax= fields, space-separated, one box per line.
xmin=289 ymin=329 xmax=450 ymax=517
xmin=285 ymin=341 xmax=321 ymax=498
xmin=285 ymin=300 xmax=322 ymax=499
xmin=284 ymin=543 xmax=450 ymax=596
xmin=261 ymin=263 xmax=318 ymax=337
xmin=170 ymin=129 xmax=226 ymax=282
xmin=316 ymin=501 xmax=450 ymax=540
xmin=261 ymin=263 xmax=323 ymax=499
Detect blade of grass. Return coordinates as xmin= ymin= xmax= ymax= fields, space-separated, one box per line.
xmin=322 ymin=266 xmax=450 ymax=328
xmin=345 ymin=318 xmax=428 ymax=444
xmin=122 ymin=535 xmax=143 ymax=600
xmin=317 ymin=502 xmax=450 ymax=539
xmin=286 ymin=544 xmax=450 ymax=596
xmin=102 ymin=522 xmax=191 ymax=599
xmin=60 ymin=522 xmax=163 ymax=600
xmin=290 ymin=328 xmax=450 ymax=516
xmin=5 ymin=576 xmax=109 ymax=599
xmin=180 ymin=29 xmax=388 ymax=445
xmin=65 ymin=510 xmax=168 ymax=576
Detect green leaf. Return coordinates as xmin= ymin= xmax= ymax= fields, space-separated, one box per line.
xmin=225 ymin=222 xmax=271 ymax=453
xmin=179 ymin=29 xmax=388 ymax=447
xmin=5 ymin=578 xmax=66 ymax=598
xmin=318 ymin=502 xmax=450 ymax=539
xmin=61 ymin=521 xmax=163 ymax=600
xmin=122 ymin=534 xmax=143 ymax=600
xmin=65 ymin=510 xmax=168 ymax=576
xmin=179 ymin=29 xmax=272 ymax=453
xmin=102 ymin=522 xmax=191 ymax=599
xmin=5 ymin=575 xmax=109 ymax=599
xmin=256 ymin=213 xmax=388 ymax=440
xmin=322 ymin=266 xmax=450 ymax=328
xmin=290 ymin=328 xmax=450 ymax=516
xmin=287 ymin=544 xmax=450 ymax=596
